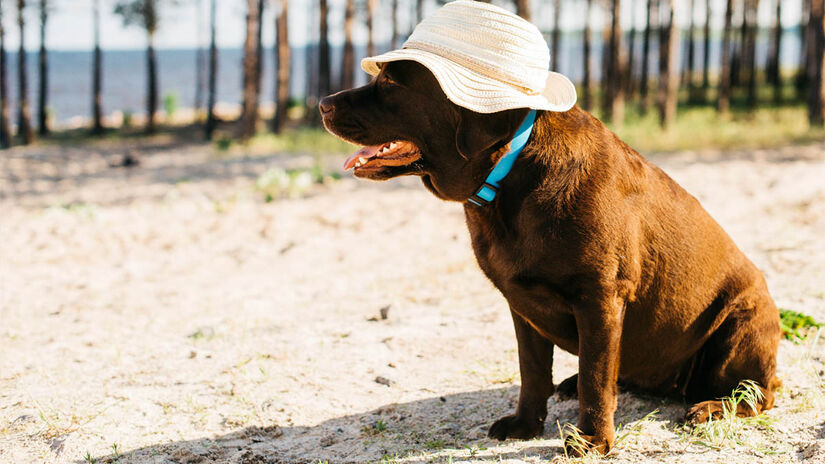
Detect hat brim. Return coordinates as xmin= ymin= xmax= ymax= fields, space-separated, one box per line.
xmin=362 ymin=48 xmax=576 ymax=114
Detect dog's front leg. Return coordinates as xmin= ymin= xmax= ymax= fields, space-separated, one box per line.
xmin=488 ymin=310 xmax=554 ymax=440
xmin=567 ymin=296 xmax=624 ymax=456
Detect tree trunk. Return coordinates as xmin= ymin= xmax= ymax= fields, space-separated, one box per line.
xmin=17 ymin=0 xmax=33 ymax=144
xmin=240 ymin=0 xmax=260 ymax=139
xmin=255 ymin=0 xmax=264 ymax=104
xmin=319 ymin=0 xmax=329 ymax=98
xmin=582 ymin=0 xmax=592 ymax=111
xmin=626 ymin=0 xmax=637 ymax=96
xmin=718 ymin=0 xmax=734 ymax=113
xmin=685 ymin=0 xmax=696 ymax=99
xmin=516 ymin=0 xmax=530 ymax=21
xmin=367 ymin=0 xmax=376 ymax=57
xmin=732 ymin=0 xmax=747 ymax=87
xmin=146 ymin=31 xmax=157 ymax=133
xmin=551 ymin=0 xmax=560 ymax=70
xmin=658 ymin=0 xmax=678 ymax=128
xmin=809 ymin=0 xmax=824 ymax=126
xmin=92 ymin=0 xmax=103 ymax=134
xmin=341 ymin=0 xmax=355 ymax=90
xmin=0 ymin=4 xmax=10 ymax=148
xmin=391 ymin=0 xmax=399 ymax=49
xmin=767 ymin=0 xmax=782 ymax=103
xmin=796 ymin=0 xmax=811 ymax=99
xmin=745 ymin=0 xmax=760 ymax=108
xmin=205 ymin=0 xmax=218 ymax=139
xmin=701 ymin=0 xmax=711 ymax=98
xmin=37 ymin=0 xmax=48 ymax=135
xmin=195 ymin=0 xmax=205 ymax=114
xmin=603 ymin=0 xmax=624 ymax=125
xmin=600 ymin=12 xmax=611 ymax=115
xmin=305 ymin=4 xmax=318 ymax=119
xmin=640 ymin=0 xmax=657 ymax=113
xmin=273 ymin=0 xmax=290 ymax=133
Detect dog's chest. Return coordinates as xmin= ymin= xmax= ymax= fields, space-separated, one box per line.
xmin=465 ymin=217 xmax=523 ymax=288
xmin=464 ymin=209 xmax=555 ymax=291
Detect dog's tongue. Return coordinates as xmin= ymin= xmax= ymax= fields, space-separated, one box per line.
xmin=343 ymin=145 xmax=381 ymax=170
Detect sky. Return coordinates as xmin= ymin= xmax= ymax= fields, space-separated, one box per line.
xmin=0 ymin=0 xmax=805 ymax=52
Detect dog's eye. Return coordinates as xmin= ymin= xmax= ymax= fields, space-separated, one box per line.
xmin=379 ymin=74 xmax=399 ymax=87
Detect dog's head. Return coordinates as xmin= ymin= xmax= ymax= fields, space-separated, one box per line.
xmin=319 ymin=61 xmax=529 ymax=201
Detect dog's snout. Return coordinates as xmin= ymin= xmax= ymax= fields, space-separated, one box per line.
xmin=319 ymin=97 xmax=334 ymax=116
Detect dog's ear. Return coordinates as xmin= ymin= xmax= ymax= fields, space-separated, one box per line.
xmin=455 ymin=107 xmax=531 ymax=159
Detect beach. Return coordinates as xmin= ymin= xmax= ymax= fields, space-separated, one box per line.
xmin=1 ymin=138 xmax=824 ymax=463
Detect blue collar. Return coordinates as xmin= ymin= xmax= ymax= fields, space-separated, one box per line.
xmin=467 ymin=109 xmax=537 ymax=206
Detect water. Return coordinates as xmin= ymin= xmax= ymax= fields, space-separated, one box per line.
xmin=0 ymin=30 xmax=803 ymax=124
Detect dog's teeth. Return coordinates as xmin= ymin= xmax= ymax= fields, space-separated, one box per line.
xmin=358 ymin=156 xmax=368 ymax=164
xmin=390 ymin=142 xmax=397 ymax=149
xmin=355 ymin=161 xmax=362 ymax=167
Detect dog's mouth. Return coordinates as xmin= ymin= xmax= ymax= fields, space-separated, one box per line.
xmin=343 ymin=140 xmax=422 ymax=173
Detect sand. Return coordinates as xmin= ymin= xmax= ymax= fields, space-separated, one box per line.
xmin=1 ymin=139 xmax=824 ymax=464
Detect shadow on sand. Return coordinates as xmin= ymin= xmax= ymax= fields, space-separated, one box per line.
xmin=91 ymin=386 xmax=686 ymax=464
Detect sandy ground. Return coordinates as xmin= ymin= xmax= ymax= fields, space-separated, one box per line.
xmin=1 ymin=139 xmax=824 ymax=464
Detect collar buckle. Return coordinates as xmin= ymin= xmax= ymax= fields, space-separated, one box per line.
xmin=467 ymin=183 xmax=498 ymax=206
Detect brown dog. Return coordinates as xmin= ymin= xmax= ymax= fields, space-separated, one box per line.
xmin=319 ymin=61 xmax=780 ymax=455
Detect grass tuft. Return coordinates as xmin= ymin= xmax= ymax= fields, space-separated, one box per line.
xmin=683 ymin=380 xmax=774 ymax=450
xmin=779 ymin=308 xmax=821 ymax=343
xmin=557 ymin=421 xmax=594 ymax=460
xmin=254 ymin=158 xmax=340 ymax=202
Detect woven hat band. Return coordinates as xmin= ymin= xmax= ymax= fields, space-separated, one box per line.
xmin=403 ymin=40 xmax=544 ymax=95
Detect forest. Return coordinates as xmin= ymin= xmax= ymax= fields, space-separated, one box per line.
xmin=0 ymin=0 xmax=823 ymax=149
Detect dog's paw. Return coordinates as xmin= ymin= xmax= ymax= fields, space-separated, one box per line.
xmin=554 ymin=373 xmax=578 ymax=400
xmin=685 ymin=401 xmax=724 ymax=425
xmin=487 ymin=414 xmax=544 ymax=441
xmin=563 ymin=432 xmax=612 ymax=457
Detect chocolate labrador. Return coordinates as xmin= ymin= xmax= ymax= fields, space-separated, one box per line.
xmin=319 ymin=61 xmax=780 ymax=455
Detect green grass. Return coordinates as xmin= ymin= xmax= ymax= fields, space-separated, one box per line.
xmin=779 ymin=308 xmax=821 ymax=343
xmin=361 ymin=418 xmax=388 ymax=437
xmin=216 ymin=128 xmax=355 ymax=156
xmin=607 ymin=104 xmax=824 ymax=153
xmin=555 ymin=409 xmax=658 ymax=461
xmin=681 ymin=380 xmax=775 ymax=450
xmin=557 ymin=421 xmax=595 ymax=460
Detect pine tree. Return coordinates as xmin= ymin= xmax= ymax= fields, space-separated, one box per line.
xmin=16 ymin=0 xmax=34 ymax=144
xmin=37 ymin=0 xmax=49 ymax=135
xmin=273 ymin=0 xmax=290 ymax=133
xmin=0 ymin=2 xmax=12 ymax=147
xmin=92 ymin=0 xmax=104 ymax=134
xmin=113 ymin=0 xmax=160 ymax=133
xmin=640 ymin=0 xmax=657 ymax=113
xmin=205 ymin=0 xmax=218 ymax=138
xmin=658 ymin=0 xmax=679 ymax=128
xmin=582 ymin=0 xmax=593 ymax=111
xmin=239 ymin=0 xmax=261 ymax=138
xmin=718 ymin=0 xmax=734 ymax=113
xmin=341 ymin=0 xmax=355 ymax=90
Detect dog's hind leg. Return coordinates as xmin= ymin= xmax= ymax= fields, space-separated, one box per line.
xmin=555 ymin=373 xmax=578 ymax=399
xmin=684 ymin=284 xmax=781 ymax=425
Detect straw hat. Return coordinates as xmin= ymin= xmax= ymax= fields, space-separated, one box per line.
xmin=361 ymin=0 xmax=577 ymax=114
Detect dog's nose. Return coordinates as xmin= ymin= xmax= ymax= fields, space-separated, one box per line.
xmin=318 ymin=97 xmax=334 ymax=116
